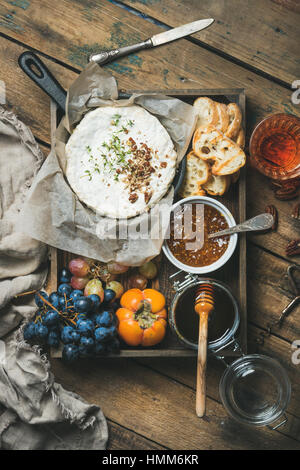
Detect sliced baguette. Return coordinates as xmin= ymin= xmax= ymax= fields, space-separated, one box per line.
xmin=235 ymin=128 xmax=245 ymax=149
xmin=226 ymin=103 xmax=242 ymax=139
xmin=179 ymin=151 xmax=209 ymax=198
xmin=215 ymin=102 xmax=229 ymax=133
xmin=203 ymin=173 xmax=231 ymax=196
xmin=193 ymin=97 xmax=218 ymax=129
xmin=192 ymin=125 xmax=246 ymax=176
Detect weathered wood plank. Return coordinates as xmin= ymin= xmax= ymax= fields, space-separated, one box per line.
xmin=247 ymin=166 xmax=300 ymax=263
xmin=108 ymin=420 xmax=166 ymax=450
xmin=0 ymin=40 xmax=76 ymax=143
xmin=121 ymin=0 xmax=300 ymax=85
xmin=0 ymin=0 xmax=298 ymax=139
xmin=247 ymin=243 xmax=300 ymax=342
xmin=136 ymin=321 xmax=300 ymax=441
xmin=50 ymin=356 xmax=300 ymax=450
xmin=272 ymin=0 xmax=300 ymax=14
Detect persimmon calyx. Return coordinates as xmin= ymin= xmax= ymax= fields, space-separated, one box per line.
xmin=134 ymin=300 xmax=157 ymax=329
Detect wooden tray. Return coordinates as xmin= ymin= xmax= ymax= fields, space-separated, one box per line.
xmin=49 ymin=88 xmax=247 ymax=358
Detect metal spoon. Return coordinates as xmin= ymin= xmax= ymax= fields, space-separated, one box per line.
xmin=208 ymin=213 xmax=274 ymax=239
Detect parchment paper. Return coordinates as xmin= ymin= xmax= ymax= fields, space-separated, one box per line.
xmin=20 ymin=62 xmax=197 ymax=266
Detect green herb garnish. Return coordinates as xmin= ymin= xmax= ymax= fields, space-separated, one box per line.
xmin=82 ymin=120 xmax=135 ymax=180
xmin=80 ymin=169 xmax=93 ymax=181
xmin=111 ymin=113 xmax=121 ymax=126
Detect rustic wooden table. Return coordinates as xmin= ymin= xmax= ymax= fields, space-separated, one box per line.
xmin=1 ymin=0 xmax=300 ymax=450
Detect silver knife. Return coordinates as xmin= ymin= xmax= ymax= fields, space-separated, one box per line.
xmin=89 ymin=18 xmax=214 ymax=64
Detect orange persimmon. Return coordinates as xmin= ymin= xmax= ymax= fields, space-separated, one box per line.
xmin=116 ymin=288 xmax=167 ymax=347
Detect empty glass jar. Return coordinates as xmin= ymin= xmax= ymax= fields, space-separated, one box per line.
xmin=218 ymin=354 xmax=291 ymax=428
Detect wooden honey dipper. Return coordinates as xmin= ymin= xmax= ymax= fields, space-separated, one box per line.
xmin=194 ymin=283 xmax=214 ymax=417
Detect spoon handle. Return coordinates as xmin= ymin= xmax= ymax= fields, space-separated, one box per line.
xmin=208 ymin=213 xmax=274 ymax=239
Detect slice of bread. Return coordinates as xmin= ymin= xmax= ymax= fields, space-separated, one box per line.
xmin=203 ymin=173 xmax=231 ymax=196
xmin=215 ymin=102 xmax=229 ymax=133
xmin=235 ymin=128 xmax=245 ymax=149
xmin=179 ymin=151 xmax=210 ymax=198
xmin=192 ymin=125 xmax=246 ymax=176
xmin=193 ymin=97 xmax=218 ymax=129
xmin=226 ymin=103 xmax=242 ymax=139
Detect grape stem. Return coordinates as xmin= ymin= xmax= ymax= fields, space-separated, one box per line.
xmin=89 ymin=262 xmax=111 ymax=282
xmin=14 ymin=289 xmax=37 ymax=298
xmin=36 ymin=293 xmax=79 ymax=327
xmin=36 ymin=292 xmax=60 ymax=313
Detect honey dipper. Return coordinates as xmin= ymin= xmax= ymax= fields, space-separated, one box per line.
xmin=194 ymin=283 xmax=214 ymax=417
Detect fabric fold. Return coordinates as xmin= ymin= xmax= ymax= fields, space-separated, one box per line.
xmin=0 ymin=107 xmax=108 ymax=450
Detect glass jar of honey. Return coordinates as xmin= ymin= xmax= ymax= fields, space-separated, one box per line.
xmin=169 ymin=277 xmax=240 ymax=352
xmin=249 ymin=113 xmax=300 ymax=181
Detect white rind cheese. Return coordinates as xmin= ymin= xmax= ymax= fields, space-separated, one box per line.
xmin=65 ymin=105 xmax=177 ymax=219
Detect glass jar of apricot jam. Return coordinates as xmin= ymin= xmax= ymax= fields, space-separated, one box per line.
xmin=249 ymin=113 xmax=300 ymax=181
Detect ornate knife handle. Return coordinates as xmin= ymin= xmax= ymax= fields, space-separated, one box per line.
xmin=89 ymin=39 xmax=153 ymax=65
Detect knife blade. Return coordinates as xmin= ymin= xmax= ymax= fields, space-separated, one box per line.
xmin=151 ymin=18 xmax=214 ymax=46
xmin=89 ymin=18 xmax=214 ymax=64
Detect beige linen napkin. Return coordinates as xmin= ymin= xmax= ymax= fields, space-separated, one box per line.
xmin=0 ymin=107 xmax=108 ymax=450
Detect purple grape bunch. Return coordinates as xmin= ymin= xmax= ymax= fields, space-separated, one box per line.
xmin=23 ymin=265 xmax=121 ymax=362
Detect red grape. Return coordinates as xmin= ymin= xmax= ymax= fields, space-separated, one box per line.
xmin=128 ymin=273 xmax=147 ymax=290
xmin=70 ymin=276 xmax=89 ymax=290
xmin=69 ymin=258 xmax=90 ymax=277
xmin=107 ymin=262 xmax=129 ymax=275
